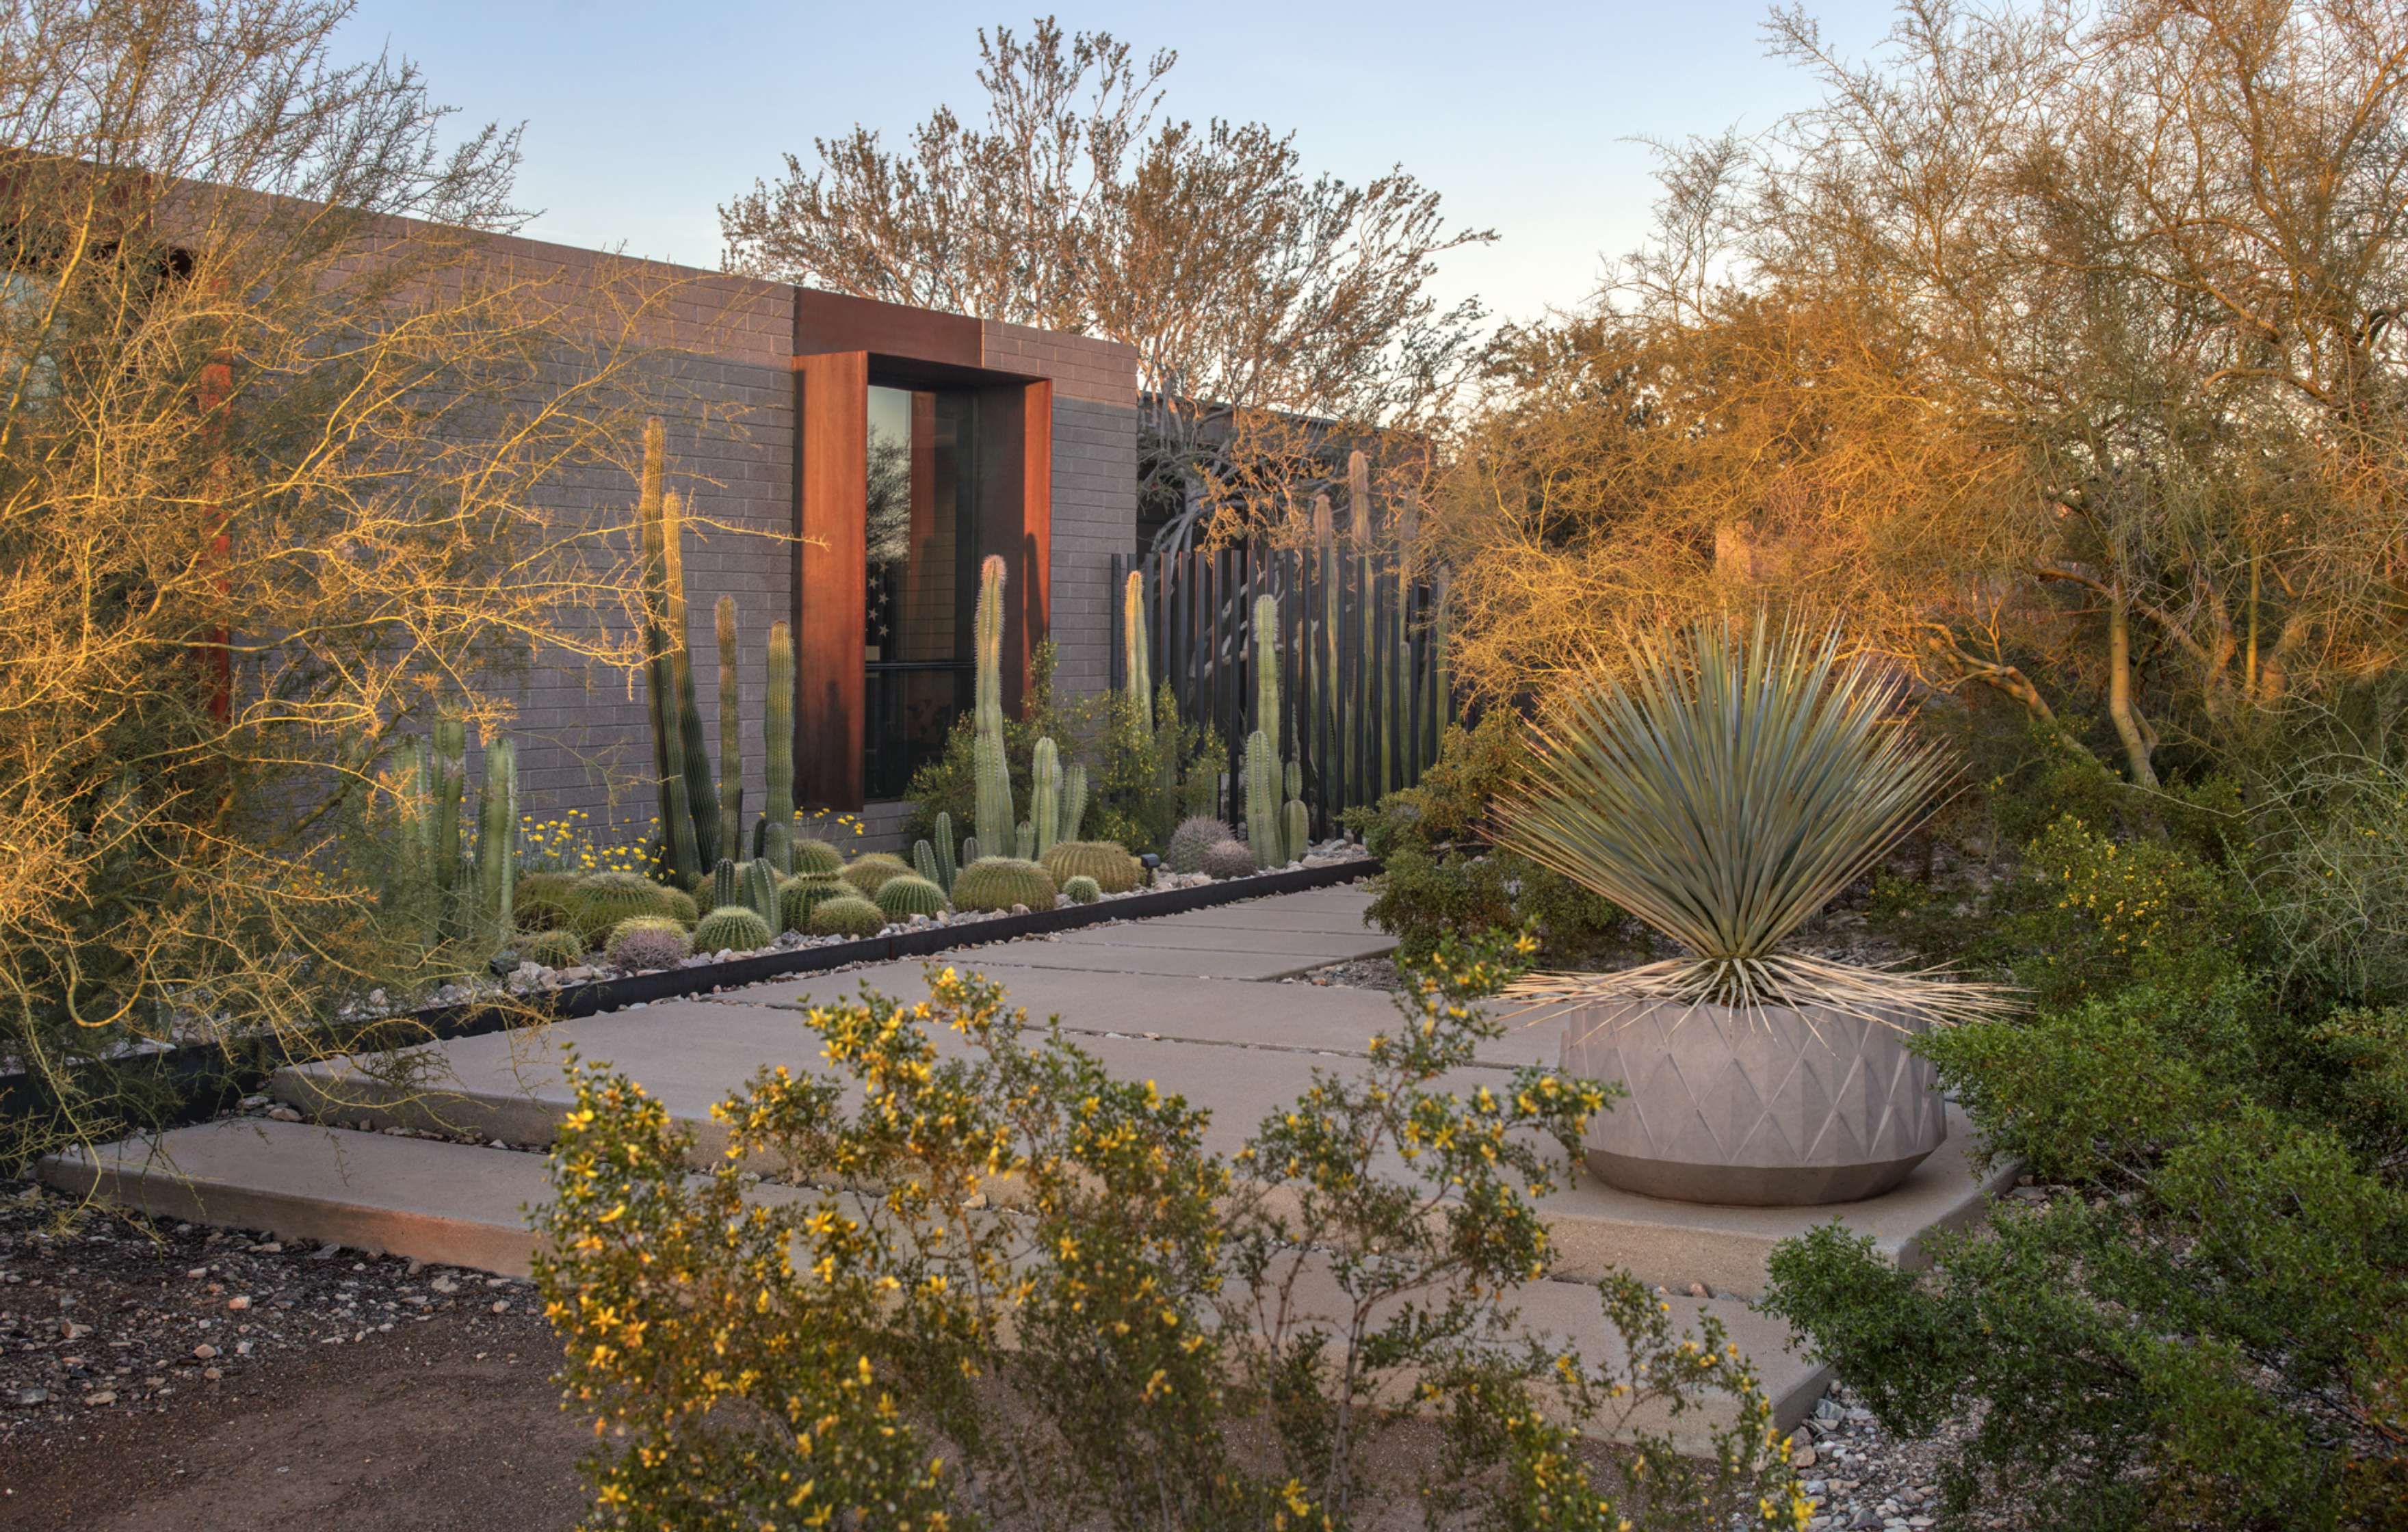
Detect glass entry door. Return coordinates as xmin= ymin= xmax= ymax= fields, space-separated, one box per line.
xmin=863 ymin=384 xmax=978 ymax=799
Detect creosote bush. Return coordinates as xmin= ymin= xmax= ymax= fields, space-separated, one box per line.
xmin=537 ymin=933 xmax=1805 ymax=1531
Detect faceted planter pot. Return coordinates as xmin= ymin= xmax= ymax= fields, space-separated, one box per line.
xmin=1558 ymin=996 xmax=1946 ymax=1206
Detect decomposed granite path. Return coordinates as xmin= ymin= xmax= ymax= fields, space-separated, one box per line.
xmin=39 ymin=881 xmax=2014 ymax=1447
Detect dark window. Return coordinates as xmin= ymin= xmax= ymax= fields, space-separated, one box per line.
xmin=863 ymin=384 xmax=978 ymax=799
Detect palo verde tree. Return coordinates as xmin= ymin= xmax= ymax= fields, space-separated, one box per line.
xmin=0 ymin=0 xmax=679 ymax=1165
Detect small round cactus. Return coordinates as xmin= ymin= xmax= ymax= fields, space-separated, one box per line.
xmin=874 ymin=874 xmax=948 ymax=922
xmin=951 ymin=856 xmax=1058 ymax=912
xmin=605 ymin=915 xmax=692 ymax=970
xmin=777 ymin=875 xmax=850 ymax=932
xmin=516 ymin=927 xmax=586 ymax=969
xmin=1062 ymin=875 xmax=1101 ymax=905
xmin=692 ymin=904 xmax=774 ymax=954
xmin=839 ymin=853 xmax=913 ymax=896
xmin=809 ymin=895 xmax=889 ymax=938
xmin=1201 ymin=838 xmax=1256 ymax=880
xmin=1164 ymin=816 xmax=1234 ymax=875
xmin=791 ymin=838 xmax=845 ymax=877
xmin=566 ymin=871 xmax=685 ymax=946
xmin=1039 ymin=839 xmax=1142 ymax=895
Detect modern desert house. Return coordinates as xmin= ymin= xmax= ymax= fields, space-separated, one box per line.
xmin=488 ymin=233 xmax=1140 ymax=848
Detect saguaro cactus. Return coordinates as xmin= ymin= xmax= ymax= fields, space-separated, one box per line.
xmin=933 ymin=809 xmax=958 ymax=895
xmin=971 ymin=555 xmax=1015 ymax=853
xmin=763 ymin=619 xmax=794 ymax=874
xmin=1060 ymin=763 xmax=1088 ymax=844
xmin=475 ymin=737 xmax=517 ymax=943
xmin=1245 ymin=728 xmax=1279 ymax=869
xmin=636 ymin=421 xmax=701 ymax=885
xmin=663 ymin=490 xmax=721 ymax=869
xmin=430 ymin=713 xmax=467 ymax=912
xmin=1030 ymin=737 xmax=1062 ymax=858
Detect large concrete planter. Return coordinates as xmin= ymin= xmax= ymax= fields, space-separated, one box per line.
xmin=1559 ymin=996 xmax=1946 ymax=1206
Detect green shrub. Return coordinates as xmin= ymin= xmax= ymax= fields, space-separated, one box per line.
xmin=536 ymin=934 xmax=1801 ymax=1531
xmin=1352 ymin=714 xmax=1625 ymax=964
xmin=514 ymin=927 xmax=585 ymax=969
xmin=692 ymin=904 xmax=774 ymax=953
xmin=1991 ymin=815 xmax=2256 ymax=1008
xmin=1764 ymin=974 xmax=2408 ymax=1530
xmin=807 ymin=895 xmax=887 ymax=939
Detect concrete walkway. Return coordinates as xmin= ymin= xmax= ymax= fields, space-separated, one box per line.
xmin=40 ymin=882 xmax=2013 ymax=1444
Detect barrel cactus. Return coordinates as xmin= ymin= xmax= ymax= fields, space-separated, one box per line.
xmin=809 ymin=895 xmax=889 ymax=939
xmin=693 ymin=904 xmax=774 ymax=954
xmin=516 ymin=927 xmax=586 ymax=969
xmin=566 ymin=872 xmax=685 ymax=947
xmin=659 ymin=886 xmax=699 ymax=927
xmin=874 ymin=874 xmax=948 ymax=922
xmin=951 ymin=856 xmax=1058 ymax=913
xmin=514 ymin=871 xmax=583 ymax=934
xmin=1201 ymin=838 xmax=1256 ymax=880
xmin=605 ymin=916 xmax=692 ymax=971
xmin=840 ymin=853 xmax=913 ymax=897
xmin=1039 ymin=840 xmax=1141 ymax=895
xmin=791 ymin=838 xmax=844 ymax=877
xmin=1063 ymin=875 xmax=1101 ymax=905
xmin=777 ymin=875 xmax=850 ymax=932
xmin=1165 ymin=816 xmax=1234 ymax=875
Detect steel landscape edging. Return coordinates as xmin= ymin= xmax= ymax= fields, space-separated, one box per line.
xmin=1 ymin=860 xmax=1378 ymax=1146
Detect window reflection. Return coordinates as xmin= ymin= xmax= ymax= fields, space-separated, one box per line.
xmin=864 ymin=384 xmax=976 ymax=799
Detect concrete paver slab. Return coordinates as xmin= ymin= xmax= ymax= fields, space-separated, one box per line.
xmin=963 ymin=943 xmax=1342 ymax=981
xmin=1040 ymin=923 xmax=1394 ymax=958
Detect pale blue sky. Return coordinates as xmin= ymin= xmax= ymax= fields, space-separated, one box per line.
xmin=334 ymin=1 xmax=1903 ymax=327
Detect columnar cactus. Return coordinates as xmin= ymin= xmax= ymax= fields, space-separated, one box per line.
xmin=1013 ymin=821 xmax=1035 ymax=860
xmin=912 ymin=838 xmax=941 ymax=889
xmin=716 ymin=596 xmax=743 ymax=864
xmin=430 ymin=713 xmax=467 ymax=913
xmin=933 ymin=810 xmax=958 ymax=894
xmin=636 ymin=420 xmax=701 ymax=886
xmin=1245 ymin=728 xmax=1279 ymax=869
xmin=1060 ymin=763 xmax=1088 ymax=844
xmin=1030 ymin=737 xmax=1061 ymax=858
xmin=1285 ymin=759 xmax=1309 ymax=864
xmin=1253 ymin=593 xmax=1280 ymax=750
xmin=473 ymin=736 xmax=516 ymax=942
xmin=762 ymin=620 xmax=795 ymax=874
xmin=1123 ymin=569 xmax=1152 ymax=742
xmin=971 ymin=555 xmax=1014 ymax=853
xmin=710 ymin=857 xmax=741 ymax=914
xmin=744 ymin=858 xmax=779 ymax=932
xmin=664 ymin=489 xmax=722 ymax=869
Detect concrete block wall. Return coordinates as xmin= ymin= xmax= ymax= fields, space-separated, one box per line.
xmin=483 ymin=243 xmax=1138 ymax=855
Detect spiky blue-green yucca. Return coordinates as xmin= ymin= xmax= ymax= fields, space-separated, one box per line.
xmin=1497 ymin=616 xmax=2010 ymax=1023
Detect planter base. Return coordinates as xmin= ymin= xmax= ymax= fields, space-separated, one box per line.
xmin=1584 ymin=1146 xmax=1932 ymax=1207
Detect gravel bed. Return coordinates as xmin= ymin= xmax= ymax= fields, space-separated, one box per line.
xmin=0 ymin=1182 xmax=542 ymax=1440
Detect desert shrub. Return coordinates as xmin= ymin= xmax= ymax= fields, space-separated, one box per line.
xmin=1985 ymin=815 xmax=2257 ymax=1009
xmin=537 ymin=934 xmax=1803 ymax=1531
xmin=1352 ymin=713 xmax=1625 ymax=963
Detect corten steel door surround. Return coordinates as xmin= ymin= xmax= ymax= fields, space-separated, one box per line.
xmin=791 ymin=293 xmax=1054 ymax=809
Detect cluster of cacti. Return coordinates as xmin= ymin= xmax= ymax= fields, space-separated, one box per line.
xmin=605 ymin=915 xmax=691 ymax=970
xmin=778 ymin=875 xmax=850 ymax=932
xmin=840 ymin=854 xmax=913 ymax=897
xmin=791 ymin=838 xmax=843 ymax=877
xmin=565 ymin=871 xmax=690 ymax=948
xmin=874 ymin=874 xmax=948 ymax=922
xmin=951 ymin=856 xmax=1058 ymax=912
xmin=913 ymin=812 xmax=959 ymax=895
xmin=1243 ymin=593 xmax=1313 ymax=868
xmin=1201 ymin=838 xmax=1257 ymax=880
xmin=516 ymin=927 xmax=586 ymax=969
xmin=971 ymin=555 xmax=1015 ymax=853
xmin=809 ymin=895 xmax=888 ymax=938
xmin=1040 ymin=840 xmax=1141 ymax=895
xmin=1063 ymin=875 xmax=1101 ymax=904
xmin=384 ymin=715 xmax=518 ymax=952
xmin=1165 ymin=816 xmax=1233 ymax=875
xmin=694 ymin=904 xmax=774 ymax=953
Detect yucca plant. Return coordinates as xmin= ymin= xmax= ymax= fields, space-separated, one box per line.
xmin=1497 ymin=616 xmax=2010 ymax=1025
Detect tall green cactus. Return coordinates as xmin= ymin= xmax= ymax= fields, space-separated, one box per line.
xmin=1283 ymin=758 xmax=1307 ymax=864
xmin=430 ymin=713 xmax=467 ymax=914
xmin=1030 ymin=737 xmax=1061 ymax=858
xmin=912 ymin=838 xmax=941 ymax=890
xmin=971 ymin=555 xmax=1014 ymax=852
xmin=716 ymin=596 xmax=742 ymax=865
xmin=1060 ymin=763 xmax=1088 ymax=844
xmin=1013 ymin=821 xmax=1035 ymax=860
xmin=475 ymin=737 xmax=516 ymax=944
xmin=934 ymin=810 xmax=958 ymax=895
xmin=1123 ymin=569 xmax=1152 ymax=742
xmin=711 ymin=856 xmax=740 ymax=913
xmin=1253 ymin=593 xmax=1280 ymax=753
xmin=1245 ymin=728 xmax=1279 ymax=869
xmin=763 ymin=620 xmax=794 ymax=874
xmin=636 ymin=421 xmax=701 ymax=885
xmin=744 ymin=858 xmax=779 ymax=932
xmin=664 ymin=490 xmax=721 ymax=869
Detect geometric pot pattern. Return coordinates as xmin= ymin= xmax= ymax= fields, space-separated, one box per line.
xmin=1559 ymin=996 xmax=1948 ymax=1207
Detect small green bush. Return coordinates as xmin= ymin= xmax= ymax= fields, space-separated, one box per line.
xmin=807 ymin=895 xmax=887 ymax=939
xmin=537 ymin=934 xmax=1801 ymax=1531
xmin=1991 ymin=815 xmax=2256 ymax=1008
xmin=692 ymin=904 xmax=774 ymax=954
